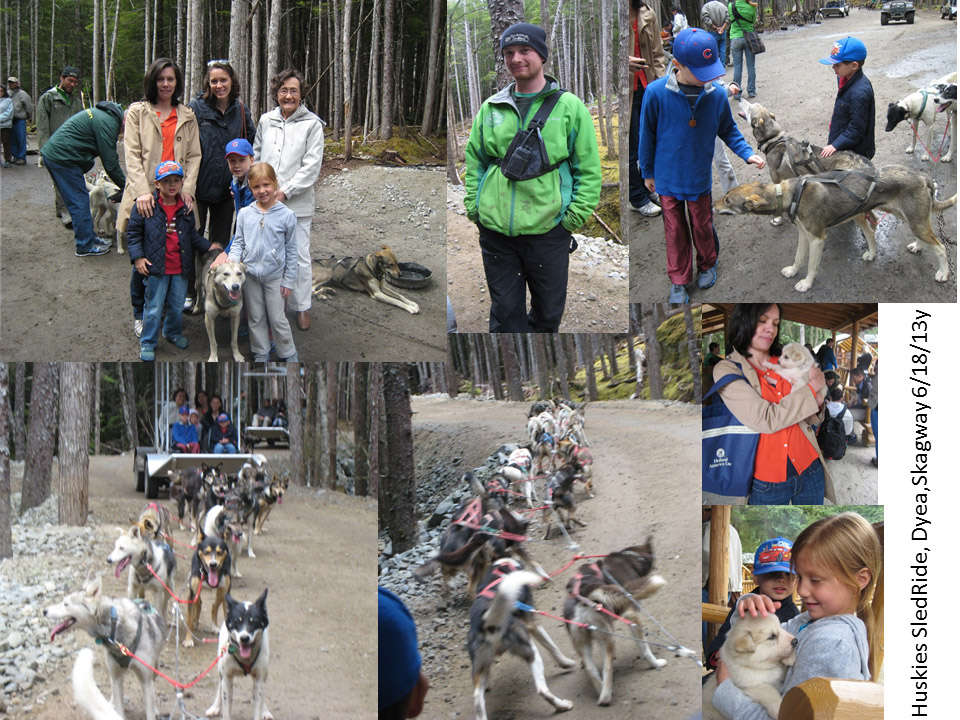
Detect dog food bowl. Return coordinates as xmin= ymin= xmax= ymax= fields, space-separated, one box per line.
xmin=388 ymin=261 xmax=433 ymax=289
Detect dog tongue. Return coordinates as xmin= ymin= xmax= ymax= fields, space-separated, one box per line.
xmin=277 ymin=496 xmax=282 ymax=505
xmin=50 ymin=620 xmax=72 ymax=642
xmin=207 ymin=569 xmax=220 ymax=587
xmin=115 ymin=556 xmax=131 ymax=578
xmin=239 ymin=642 xmax=252 ymax=659
xmin=228 ymin=289 xmax=240 ymax=301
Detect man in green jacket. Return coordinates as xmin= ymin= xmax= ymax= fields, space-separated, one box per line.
xmin=464 ymin=22 xmax=601 ymax=332
xmin=37 ymin=66 xmax=83 ymax=227
xmin=40 ymin=101 xmax=126 ymax=258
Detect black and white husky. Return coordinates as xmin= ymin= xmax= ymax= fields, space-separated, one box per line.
xmin=46 ymin=576 xmax=167 ymax=720
xmin=468 ymin=559 xmax=576 ymax=720
xmin=205 ymin=589 xmax=272 ymax=720
xmin=106 ymin=524 xmax=176 ymax=619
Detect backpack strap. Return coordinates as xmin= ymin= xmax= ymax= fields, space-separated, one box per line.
xmin=525 ymin=89 xmax=565 ymax=130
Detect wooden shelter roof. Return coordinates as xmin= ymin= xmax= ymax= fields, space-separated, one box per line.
xmin=702 ymin=304 xmax=879 ymax=336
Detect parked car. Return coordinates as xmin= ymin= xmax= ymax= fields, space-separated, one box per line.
xmin=823 ymin=0 xmax=849 ymax=17
xmin=942 ymin=1 xmax=957 ymax=20
xmin=881 ymin=0 xmax=915 ymax=24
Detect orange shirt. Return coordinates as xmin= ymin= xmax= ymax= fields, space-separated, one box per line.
xmin=749 ymin=358 xmax=820 ymax=483
xmin=158 ymin=107 xmax=177 ymax=162
xmin=633 ymin=20 xmax=648 ymax=91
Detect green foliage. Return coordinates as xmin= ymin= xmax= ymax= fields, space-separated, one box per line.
xmin=731 ymin=505 xmax=885 ymax=557
xmin=637 ymin=308 xmax=700 ymax=403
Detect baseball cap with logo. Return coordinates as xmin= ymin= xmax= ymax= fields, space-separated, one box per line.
xmin=753 ymin=537 xmax=795 ymax=575
xmin=671 ymin=28 xmax=725 ymax=83
xmin=225 ymin=138 xmax=254 ymax=158
xmin=155 ymin=160 xmax=184 ymax=181
xmin=818 ymin=36 xmax=867 ymax=65
xmin=217 ymin=413 xmax=230 ymax=423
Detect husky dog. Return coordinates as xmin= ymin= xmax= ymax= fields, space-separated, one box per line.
xmin=131 ymin=501 xmax=173 ymax=541
xmin=311 ymin=246 xmax=420 ymax=314
xmin=764 ymin=342 xmax=815 ymax=391
xmin=202 ymin=465 xmax=232 ymax=519
xmin=558 ymin=440 xmax=595 ymax=498
xmin=702 ymin=613 xmax=797 ymax=720
xmin=201 ymin=253 xmax=247 ymax=362
xmin=885 ymin=72 xmax=958 ymax=163
xmin=563 ymin=541 xmax=667 ymax=705
xmin=205 ymin=589 xmax=272 ymax=720
xmin=106 ymin=525 xmax=176 ymax=619
xmin=46 ymin=576 xmax=167 ymax=720
xmin=184 ymin=529 xmax=232 ymax=647
xmin=169 ymin=464 xmax=221 ymax=531
xmin=491 ymin=446 xmax=534 ymax=508
xmin=203 ymin=503 xmax=249 ymax=578
xmin=542 ymin=460 xmax=588 ymax=540
xmin=72 ymin=648 xmax=123 ymax=720
xmin=252 ymin=473 xmax=287 ymax=536
xmin=468 ymin=560 xmax=576 ymax=720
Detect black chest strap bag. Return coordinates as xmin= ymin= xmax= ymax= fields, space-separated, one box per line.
xmin=495 ymin=90 xmax=565 ymax=181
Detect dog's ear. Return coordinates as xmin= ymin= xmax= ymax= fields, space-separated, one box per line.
xmin=256 ymin=588 xmax=269 ymax=620
xmin=84 ymin=576 xmax=102 ymax=597
xmin=733 ymin=630 xmax=759 ymax=654
xmin=744 ymin=194 xmax=768 ymax=212
xmin=752 ymin=117 xmax=763 ymax=130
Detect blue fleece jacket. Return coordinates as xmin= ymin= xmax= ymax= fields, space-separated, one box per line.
xmin=712 ymin=596 xmax=871 ymax=720
xmin=171 ymin=421 xmax=199 ymax=447
xmin=827 ymin=69 xmax=875 ymax=160
xmin=639 ymin=70 xmax=755 ymax=200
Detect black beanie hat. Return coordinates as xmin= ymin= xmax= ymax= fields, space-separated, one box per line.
xmin=500 ymin=23 xmax=549 ymax=63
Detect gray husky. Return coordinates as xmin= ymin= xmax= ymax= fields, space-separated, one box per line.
xmin=46 ymin=576 xmax=167 ymax=720
xmin=107 ymin=524 xmax=176 ymax=620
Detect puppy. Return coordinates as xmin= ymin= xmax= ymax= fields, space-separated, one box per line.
xmin=184 ymin=529 xmax=232 ymax=647
xmin=763 ymin=342 xmax=815 ymax=391
xmin=468 ymin=560 xmax=576 ymax=720
xmin=702 ymin=613 xmax=797 ymax=720
xmin=205 ymin=589 xmax=272 ymax=720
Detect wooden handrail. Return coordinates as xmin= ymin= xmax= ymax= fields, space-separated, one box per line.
xmin=780 ymin=678 xmax=883 ymax=720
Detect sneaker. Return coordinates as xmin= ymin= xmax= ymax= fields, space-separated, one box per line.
xmin=163 ymin=334 xmax=189 ymax=350
xmin=648 ymin=192 xmax=661 ymax=206
xmin=698 ymin=264 xmax=717 ymax=290
xmin=133 ymin=319 xmax=143 ymax=338
xmin=93 ymin=236 xmax=112 ymax=248
xmin=14 ymin=158 xmax=26 ymax=166
xmin=139 ymin=347 xmax=155 ymax=362
xmin=183 ymin=295 xmax=196 ymax=312
xmin=2 ymin=161 xmax=11 ymax=168
xmin=631 ymin=201 xmax=662 ymax=217
xmin=870 ymin=457 xmax=878 ymax=467
xmin=669 ymin=284 xmax=689 ymax=303
xmin=75 ymin=245 xmax=111 ymax=257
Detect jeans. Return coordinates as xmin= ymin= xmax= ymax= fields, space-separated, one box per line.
xmin=478 ymin=223 xmax=571 ymax=332
xmin=140 ymin=274 xmax=188 ymax=350
xmin=213 ymin=442 xmax=238 ymax=454
xmin=749 ymin=458 xmax=825 ymax=505
xmin=708 ymin=31 xmax=727 ymax=70
xmin=43 ymin=157 xmax=98 ymax=251
xmin=11 ymin=117 xmax=26 ymax=160
xmin=731 ymin=37 xmax=756 ymax=96
xmin=870 ymin=408 xmax=878 ymax=459
xmin=629 ymin=83 xmax=653 ymax=208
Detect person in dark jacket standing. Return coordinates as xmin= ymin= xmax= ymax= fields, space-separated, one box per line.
xmin=188 ymin=61 xmax=256 ymax=250
xmin=39 ymin=101 xmax=126 ymax=257
xmin=818 ymin=37 xmax=875 ymax=160
xmin=127 ymin=161 xmax=222 ymax=361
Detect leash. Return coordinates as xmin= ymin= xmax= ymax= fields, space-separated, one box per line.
xmin=109 ymin=636 xmax=227 ymax=690
xmin=909 ymin=115 xmax=952 ymax=164
xmin=146 ymin=563 xmax=203 ymax=604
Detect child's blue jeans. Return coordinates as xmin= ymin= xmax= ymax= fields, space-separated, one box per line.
xmin=140 ymin=274 xmax=188 ymax=349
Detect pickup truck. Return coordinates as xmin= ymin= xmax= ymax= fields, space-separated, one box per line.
xmin=822 ymin=1 xmax=849 ymax=17
xmin=881 ymin=1 xmax=915 ymax=24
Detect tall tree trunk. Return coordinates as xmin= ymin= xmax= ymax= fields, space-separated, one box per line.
xmin=251 ymin=3 xmax=262 ymax=118
xmin=285 ymin=363 xmax=303 ymax=484
xmin=368 ymin=363 xmax=381 ymax=499
xmin=618 ymin=0 xmax=631 ymax=251
xmin=343 ymin=0 xmax=353 ymax=157
xmin=445 ymin=338 xmax=459 ymax=397
xmin=13 ymin=363 xmax=26 ymax=462
xmin=118 ymin=362 xmax=138 ymax=451
xmin=500 ymin=335 xmax=523 ymax=401
xmin=367 ymin=0 xmax=382 ymax=136
xmin=486 ymin=0 xmax=524 ymax=90
xmin=326 ymin=363 xmax=337 ymax=489
xmin=641 ymin=304 xmax=664 ymax=399
xmin=93 ymin=0 xmax=100 ymax=103
xmin=533 ymin=334 xmax=550 ymax=400
xmin=353 ymin=363 xmax=369 ymax=496
xmin=420 ymin=0 xmax=443 ymax=135
xmin=579 ymin=334 xmax=598 ymax=401
xmin=21 ymin=362 xmax=59 ymax=514
xmin=382 ymin=363 xmax=416 ymax=553
xmin=58 ymin=363 xmax=93 ymax=526
xmin=379 ymin=0 xmax=396 ymax=139
xmin=317 ymin=361 xmax=330 ymax=487
xmin=0 ymin=363 xmax=12 ymax=559
xmin=92 ymin=362 xmax=101 ymax=455
xmin=683 ymin=304 xmax=702 ymax=403
xmin=552 ymin=335 xmax=569 ymax=400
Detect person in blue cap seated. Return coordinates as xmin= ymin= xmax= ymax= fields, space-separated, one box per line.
xmin=172 ymin=405 xmax=201 ymax=453
xmin=210 ymin=412 xmax=239 ymax=454
xmin=704 ymin=536 xmax=800 ymax=671
xmin=818 ymin=37 xmax=875 ymax=160
xmin=379 ymin=587 xmax=429 ymax=719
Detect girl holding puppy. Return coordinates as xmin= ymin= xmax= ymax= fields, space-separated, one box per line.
xmin=712 ymin=511 xmax=882 ymax=720
xmin=711 ymin=303 xmax=832 ymax=505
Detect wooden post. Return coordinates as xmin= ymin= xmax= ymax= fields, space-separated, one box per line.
xmin=707 ymin=505 xmax=732 ymax=648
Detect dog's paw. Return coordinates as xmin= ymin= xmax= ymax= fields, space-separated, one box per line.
xmin=936 ymin=269 xmax=949 ymax=282
xmin=651 ymin=657 xmax=668 ymax=669
xmin=921 ymin=154 xmax=931 ymax=162
xmin=906 ymin=147 xmax=915 ymax=154
xmin=907 ymin=241 xmax=921 ymax=254
xmin=794 ymin=279 xmax=813 ymax=292
xmin=116 ymin=246 xmax=125 ymax=255
xmin=942 ymin=155 xmax=954 ymax=163
xmin=781 ymin=265 xmax=798 ymax=278
xmin=248 ymin=549 xmax=256 ymax=559
xmin=862 ymin=250 xmax=876 ymax=261
xmin=207 ymin=354 xmax=218 ymax=363
xmin=232 ymin=352 xmax=244 ymax=362
xmin=597 ymin=692 xmax=612 ymax=706
xmin=262 ymin=709 xmax=275 ymax=720
xmin=183 ymin=637 xmax=195 ymax=648
xmin=204 ymin=704 xmax=220 ymax=717
xmin=407 ymin=303 xmax=420 ymax=314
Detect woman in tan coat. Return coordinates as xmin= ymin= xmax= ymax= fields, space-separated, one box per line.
xmin=119 ymin=58 xmax=201 ymax=337
xmin=712 ymin=304 xmax=835 ymax=505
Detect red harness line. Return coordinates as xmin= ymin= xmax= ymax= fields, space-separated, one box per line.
xmin=451 ymin=498 xmax=529 ymax=542
xmin=911 ymin=116 xmax=953 ymax=163
xmin=146 ymin=563 xmax=203 ymax=605
xmin=113 ymin=642 xmax=227 ymax=689
xmin=161 ymin=531 xmax=197 ymax=551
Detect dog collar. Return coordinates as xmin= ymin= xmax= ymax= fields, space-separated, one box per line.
xmin=760 ymin=134 xmax=785 ymax=155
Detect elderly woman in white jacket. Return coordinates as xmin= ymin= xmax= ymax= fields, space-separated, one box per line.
xmin=254 ymin=68 xmax=325 ymax=332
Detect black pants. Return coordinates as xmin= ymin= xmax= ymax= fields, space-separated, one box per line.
xmin=628 ymin=83 xmax=652 ymax=208
xmin=478 ymin=222 xmax=571 ymax=333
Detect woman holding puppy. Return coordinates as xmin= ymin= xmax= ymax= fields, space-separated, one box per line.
xmin=712 ymin=512 xmax=882 ymax=720
xmin=710 ymin=303 xmax=832 ymax=505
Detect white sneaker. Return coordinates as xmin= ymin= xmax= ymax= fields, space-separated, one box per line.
xmin=134 ymin=319 xmax=143 ymax=338
xmin=631 ymin=201 xmax=662 ymax=217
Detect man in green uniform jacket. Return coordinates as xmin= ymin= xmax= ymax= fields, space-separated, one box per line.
xmin=464 ymin=22 xmax=601 ymax=332
xmin=37 ymin=66 xmax=83 ymax=226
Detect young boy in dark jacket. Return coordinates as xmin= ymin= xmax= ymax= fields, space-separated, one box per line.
xmin=127 ymin=161 xmax=222 ymax=361
xmin=818 ymin=36 xmax=875 ymax=160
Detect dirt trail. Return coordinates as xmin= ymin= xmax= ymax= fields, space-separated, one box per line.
xmin=19 ymin=452 xmax=376 ymax=719
xmin=630 ymin=10 xmax=958 ymax=302
xmin=403 ymin=396 xmax=701 ymax=720
xmin=0 ymin=159 xmax=446 ymax=360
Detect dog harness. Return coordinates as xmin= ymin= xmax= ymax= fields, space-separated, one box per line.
xmin=97 ymin=602 xmax=150 ymax=669
xmin=778 ymin=169 xmax=878 ymax=225
xmin=478 ymin=559 xmax=521 ymax=599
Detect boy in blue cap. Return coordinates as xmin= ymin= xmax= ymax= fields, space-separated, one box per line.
xmin=639 ymin=27 xmax=764 ymax=303
xmin=127 ymin=160 xmax=221 ymax=361
xmin=705 ymin=536 xmax=799 ymax=670
xmin=379 ymin=587 xmax=429 ymax=718
xmin=225 ymin=138 xmax=257 ymax=253
xmin=818 ymin=37 xmax=875 ymax=160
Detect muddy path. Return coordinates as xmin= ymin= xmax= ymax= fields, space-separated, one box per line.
xmin=0 ymin=159 xmax=446 ymax=361
xmin=16 ymin=452 xmax=376 ymax=719
xmin=394 ymin=396 xmax=701 ymax=720
xmin=630 ymin=10 xmax=958 ymax=303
